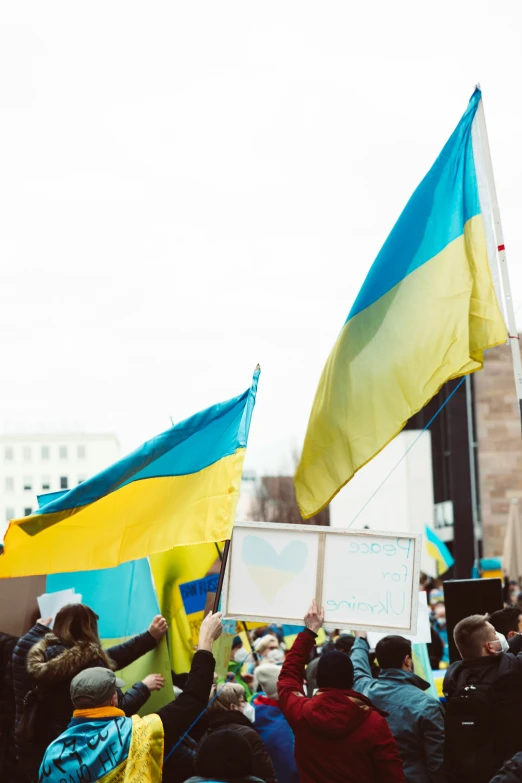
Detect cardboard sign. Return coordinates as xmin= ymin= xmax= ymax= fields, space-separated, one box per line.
xmin=222 ymin=521 xmax=421 ymax=635
xmin=178 ymin=574 xmax=220 ymax=647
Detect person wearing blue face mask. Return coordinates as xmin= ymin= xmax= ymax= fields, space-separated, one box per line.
xmin=444 ymin=615 xmax=522 ymax=783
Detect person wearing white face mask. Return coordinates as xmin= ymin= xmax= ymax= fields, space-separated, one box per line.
xmin=444 ymin=614 xmax=522 ymax=783
xmin=201 ymin=683 xmax=277 ymax=783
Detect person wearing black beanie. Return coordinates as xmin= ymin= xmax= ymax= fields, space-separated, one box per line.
xmin=277 ymin=599 xmax=405 ymax=783
xmin=316 ymin=650 xmax=354 ymax=690
xmin=184 ymin=729 xmax=266 ymax=783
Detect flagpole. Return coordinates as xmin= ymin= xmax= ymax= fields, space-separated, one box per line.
xmin=212 ymin=539 xmax=231 ymax=613
xmin=475 ymin=90 xmax=522 ymax=429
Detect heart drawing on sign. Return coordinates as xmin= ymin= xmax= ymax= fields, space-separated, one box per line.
xmin=241 ymin=535 xmax=309 ymax=604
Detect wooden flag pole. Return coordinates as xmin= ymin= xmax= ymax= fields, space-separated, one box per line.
xmin=475 ymin=90 xmax=522 ymax=429
xmin=212 ymin=539 xmax=231 ymax=613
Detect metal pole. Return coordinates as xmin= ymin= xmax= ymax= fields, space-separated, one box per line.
xmin=465 ymin=375 xmax=481 ymax=569
xmin=475 ymin=93 xmax=522 ymax=428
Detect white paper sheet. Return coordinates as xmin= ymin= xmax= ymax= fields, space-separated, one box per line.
xmin=37 ymin=589 xmax=82 ymax=629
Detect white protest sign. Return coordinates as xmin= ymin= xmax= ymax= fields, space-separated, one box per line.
xmin=37 ymin=589 xmax=82 ymax=628
xmin=223 ymin=521 xmax=421 ymax=635
xmin=367 ymin=591 xmax=431 ymax=649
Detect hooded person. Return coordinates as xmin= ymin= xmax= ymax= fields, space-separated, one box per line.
xmin=36 ymin=611 xmax=223 ymax=783
xmin=253 ymin=663 xmax=299 ymax=783
xmin=277 ymin=599 xmax=405 ymax=783
xmin=184 ymin=729 xmax=266 ymax=783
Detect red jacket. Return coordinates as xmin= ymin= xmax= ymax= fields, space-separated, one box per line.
xmin=277 ymin=629 xmax=406 ymax=783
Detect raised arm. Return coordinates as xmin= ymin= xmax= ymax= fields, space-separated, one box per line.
xmin=158 ymin=611 xmax=222 ymax=752
xmin=350 ymin=635 xmax=373 ymax=695
xmin=107 ymin=615 xmax=168 ymax=670
xmin=278 ymin=599 xmax=323 ymax=727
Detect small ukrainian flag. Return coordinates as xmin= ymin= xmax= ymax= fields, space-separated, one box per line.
xmin=425 ymin=525 xmax=454 ymax=575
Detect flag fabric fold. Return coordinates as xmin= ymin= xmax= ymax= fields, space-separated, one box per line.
xmin=0 ymin=370 xmax=259 ymax=577
xmin=425 ymin=525 xmax=454 ymax=576
xmin=295 ymin=88 xmax=507 ymax=518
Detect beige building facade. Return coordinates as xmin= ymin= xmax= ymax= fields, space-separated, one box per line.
xmin=475 ymin=340 xmax=522 ymax=556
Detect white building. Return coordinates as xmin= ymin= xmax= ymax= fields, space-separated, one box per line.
xmin=0 ymin=433 xmax=120 ymax=539
xmin=329 ymin=430 xmax=438 ymax=577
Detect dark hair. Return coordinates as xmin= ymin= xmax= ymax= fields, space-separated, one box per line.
xmin=196 ymin=729 xmax=252 ymax=778
xmin=375 ymin=635 xmax=412 ymax=669
xmin=489 ymin=607 xmax=522 ymax=637
xmin=335 ymin=635 xmax=355 ymax=654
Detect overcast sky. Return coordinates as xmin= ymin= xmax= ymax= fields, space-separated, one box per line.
xmin=1 ymin=1 xmax=521 ymax=475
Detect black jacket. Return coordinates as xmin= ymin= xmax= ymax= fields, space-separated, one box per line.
xmin=490 ymin=753 xmax=522 ymax=783
xmin=13 ymin=622 xmax=156 ymax=779
xmin=444 ymin=648 xmax=522 ymax=781
xmin=184 ymin=778 xmax=266 ymax=783
xmin=199 ymin=711 xmax=277 ymax=783
xmin=0 ymin=632 xmax=19 ymax=782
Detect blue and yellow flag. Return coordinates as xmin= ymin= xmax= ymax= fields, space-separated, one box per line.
xmin=295 ymin=89 xmax=506 ymax=518
xmin=0 ymin=369 xmax=259 ymax=577
xmin=425 ymin=526 xmax=454 ymax=576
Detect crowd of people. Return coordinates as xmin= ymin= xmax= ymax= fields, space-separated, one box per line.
xmin=2 ymin=591 xmax=522 ymax=782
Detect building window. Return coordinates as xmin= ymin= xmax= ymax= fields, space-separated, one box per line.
xmin=59 ymin=446 xmax=68 ymax=459
xmin=23 ymin=477 xmax=32 ymax=491
xmin=60 ymin=476 xmax=68 ymax=489
xmin=5 ymin=507 xmax=14 ymax=521
xmin=77 ymin=476 xmax=86 ymax=485
xmin=5 ymin=477 xmax=13 ymax=492
xmin=41 ymin=445 xmax=50 ymax=460
xmin=4 ymin=446 xmax=13 ymax=460
xmin=77 ymin=445 xmax=86 ymax=459
xmin=24 ymin=507 xmax=32 ymax=516
xmin=41 ymin=477 xmax=51 ymax=491
xmin=23 ymin=446 xmax=31 ymax=461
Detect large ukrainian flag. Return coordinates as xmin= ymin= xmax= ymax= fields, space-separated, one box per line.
xmin=0 ymin=369 xmax=259 ymax=577
xmin=295 ymin=89 xmax=507 ymax=518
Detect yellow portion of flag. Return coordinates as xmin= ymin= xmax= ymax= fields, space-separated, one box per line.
xmin=296 ymin=215 xmax=506 ymax=518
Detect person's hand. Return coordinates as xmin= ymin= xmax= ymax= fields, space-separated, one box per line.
xmin=355 ymin=631 xmax=367 ymax=639
xmin=37 ymin=617 xmax=52 ymax=627
xmin=198 ymin=611 xmax=223 ymax=652
xmin=148 ymin=615 xmax=168 ymax=641
xmin=304 ymin=599 xmax=324 ymax=634
xmin=142 ymin=674 xmax=166 ymax=692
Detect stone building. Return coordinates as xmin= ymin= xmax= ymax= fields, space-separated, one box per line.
xmin=475 ymin=340 xmax=522 ymax=556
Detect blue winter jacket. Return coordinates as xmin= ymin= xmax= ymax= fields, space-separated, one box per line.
xmin=253 ymin=694 xmax=299 ymax=783
xmin=351 ymin=637 xmax=446 ymax=783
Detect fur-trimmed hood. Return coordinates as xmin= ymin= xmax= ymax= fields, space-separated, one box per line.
xmin=27 ymin=634 xmax=114 ymax=683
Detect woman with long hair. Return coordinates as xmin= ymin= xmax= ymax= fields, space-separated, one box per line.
xmin=13 ymin=603 xmax=167 ymax=782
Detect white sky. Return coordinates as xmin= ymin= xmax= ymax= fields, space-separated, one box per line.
xmin=1 ymin=1 xmax=521 ymax=476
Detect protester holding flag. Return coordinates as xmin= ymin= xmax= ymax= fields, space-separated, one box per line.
xmin=36 ymin=610 xmax=224 ymax=783
xmin=13 ymin=604 xmax=168 ymax=781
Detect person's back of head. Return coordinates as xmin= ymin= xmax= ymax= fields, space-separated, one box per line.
xmin=334 ymin=634 xmax=355 ymax=655
xmin=196 ymin=729 xmax=253 ymax=779
xmin=207 ymin=682 xmax=245 ymax=714
xmin=70 ymin=667 xmax=124 ymax=710
xmin=375 ymin=635 xmax=412 ymax=670
xmin=489 ymin=607 xmax=522 ymax=640
xmin=454 ymin=614 xmax=500 ymax=660
xmin=254 ymin=663 xmax=280 ymax=700
xmin=53 ymin=603 xmax=100 ymax=646
xmin=316 ymin=650 xmax=354 ymax=690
